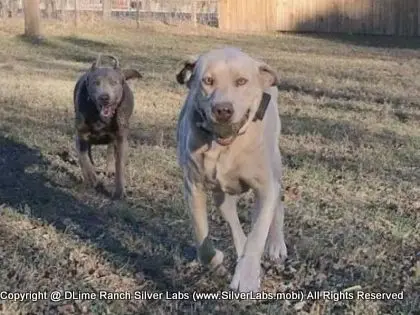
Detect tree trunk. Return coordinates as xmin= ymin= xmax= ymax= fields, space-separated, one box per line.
xmin=102 ymin=0 xmax=111 ymax=20
xmin=191 ymin=0 xmax=196 ymax=27
xmin=74 ymin=0 xmax=78 ymax=27
xmin=23 ymin=0 xmax=42 ymax=38
xmin=136 ymin=0 xmax=140 ymax=28
xmin=60 ymin=0 xmax=67 ymax=20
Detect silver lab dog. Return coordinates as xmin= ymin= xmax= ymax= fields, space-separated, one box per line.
xmin=175 ymin=47 xmax=287 ymax=292
xmin=73 ymin=54 xmax=142 ymax=199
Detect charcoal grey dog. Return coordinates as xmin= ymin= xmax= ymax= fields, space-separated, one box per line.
xmin=73 ymin=54 xmax=142 ymax=199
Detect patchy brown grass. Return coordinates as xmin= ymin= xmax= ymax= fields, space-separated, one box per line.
xmin=0 ymin=18 xmax=419 ymax=315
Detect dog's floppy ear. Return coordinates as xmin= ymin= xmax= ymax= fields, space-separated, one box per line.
xmin=258 ymin=62 xmax=280 ymax=88
xmin=107 ymin=55 xmax=120 ymax=69
xmin=122 ymin=69 xmax=143 ymax=81
xmin=176 ymin=55 xmax=198 ymax=88
xmin=90 ymin=61 xmax=97 ymax=71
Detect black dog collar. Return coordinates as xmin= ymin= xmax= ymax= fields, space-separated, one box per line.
xmin=253 ymin=92 xmax=271 ymax=121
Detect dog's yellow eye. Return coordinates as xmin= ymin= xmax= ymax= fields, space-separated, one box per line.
xmin=202 ymin=77 xmax=214 ymax=86
xmin=236 ymin=78 xmax=248 ymax=86
xmin=95 ymin=80 xmax=101 ymax=86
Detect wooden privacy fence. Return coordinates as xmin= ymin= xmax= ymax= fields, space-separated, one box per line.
xmin=218 ymin=0 xmax=276 ymax=32
xmin=219 ymin=0 xmax=420 ymax=36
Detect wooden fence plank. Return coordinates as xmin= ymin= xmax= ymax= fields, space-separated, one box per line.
xmin=219 ymin=0 xmax=420 ymax=36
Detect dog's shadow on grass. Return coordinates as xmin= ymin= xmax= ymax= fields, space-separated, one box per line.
xmin=0 ymin=133 xmax=197 ymax=292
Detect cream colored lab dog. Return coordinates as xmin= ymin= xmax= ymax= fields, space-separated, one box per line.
xmin=176 ymin=47 xmax=287 ymax=292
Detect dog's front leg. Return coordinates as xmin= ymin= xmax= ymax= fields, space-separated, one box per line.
xmin=113 ymin=129 xmax=128 ymax=199
xmin=213 ymin=191 xmax=246 ymax=259
xmin=229 ymin=177 xmax=279 ymax=292
xmin=184 ymin=179 xmax=224 ymax=268
xmin=105 ymin=141 xmax=116 ymax=177
xmin=76 ymin=135 xmax=99 ymax=188
xmin=252 ymin=189 xmax=287 ymax=262
xmin=266 ymin=193 xmax=287 ymax=262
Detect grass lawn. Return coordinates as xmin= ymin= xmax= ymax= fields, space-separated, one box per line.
xmin=0 ymin=18 xmax=419 ymax=315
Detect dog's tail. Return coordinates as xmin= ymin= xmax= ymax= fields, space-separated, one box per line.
xmin=88 ymin=145 xmax=94 ymax=166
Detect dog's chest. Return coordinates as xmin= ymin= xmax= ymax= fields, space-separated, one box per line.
xmin=77 ymin=116 xmax=118 ymax=145
xmin=202 ymin=148 xmax=247 ymax=194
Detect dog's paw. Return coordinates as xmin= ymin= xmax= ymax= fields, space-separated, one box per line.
xmin=229 ymin=256 xmax=261 ymax=293
xmin=94 ymin=181 xmax=110 ymax=196
xmin=265 ymin=237 xmax=287 ymax=263
xmin=210 ymin=249 xmax=224 ymax=267
xmin=105 ymin=165 xmax=115 ymax=178
xmin=82 ymin=168 xmax=99 ymax=188
xmin=212 ymin=263 xmax=229 ymax=277
xmin=197 ymin=236 xmax=224 ymax=269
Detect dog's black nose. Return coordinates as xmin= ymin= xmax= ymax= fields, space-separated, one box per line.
xmin=98 ymin=94 xmax=110 ymax=103
xmin=212 ymin=102 xmax=234 ymax=123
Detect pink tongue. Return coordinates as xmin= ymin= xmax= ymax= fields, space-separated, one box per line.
xmin=102 ymin=107 xmax=111 ymax=117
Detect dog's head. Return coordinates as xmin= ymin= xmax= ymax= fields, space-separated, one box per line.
xmin=86 ymin=54 xmax=142 ymax=121
xmin=176 ymin=47 xmax=279 ymax=145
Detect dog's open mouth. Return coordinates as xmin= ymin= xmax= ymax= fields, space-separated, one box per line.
xmin=197 ymin=109 xmax=250 ymax=146
xmin=100 ymin=106 xmax=115 ymax=119
xmin=210 ymin=123 xmax=237 ymax=146
xmin=215 ymin=135 xmax=235 ymax=146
